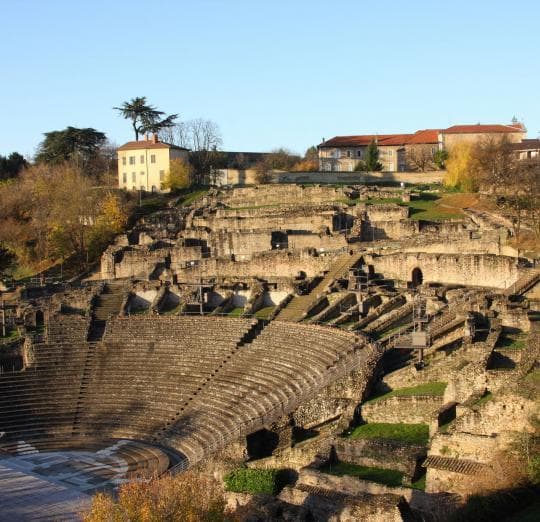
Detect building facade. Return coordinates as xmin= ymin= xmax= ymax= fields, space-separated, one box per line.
xmin=117 ymin=134 xmax=189 ymax=192
xmin=319 ymin=123 xmax=526 ymax=172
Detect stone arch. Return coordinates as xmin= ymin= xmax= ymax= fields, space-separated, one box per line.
xmin=411 ymin=267 xmax=423 ymax=288
xmin=35 ymin=310 xmax=44 ymax=327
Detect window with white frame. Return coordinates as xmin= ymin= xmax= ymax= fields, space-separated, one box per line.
xmin=131 ymin=172 xmax=136 ymax=182
xmin=122 ymin=172 xmax=127 ymax=183
xmin=122 ymin=157 xmax=126 ymax=166
xmin=159 ymin=170 xmax=165 ymax=181
xmin=129 ymin=156 xmax=135 ymax=165
xmin=150 ymin=154 xmax=156 ymax=164
xmin=140 ymin=155 xmax=145 ymax=164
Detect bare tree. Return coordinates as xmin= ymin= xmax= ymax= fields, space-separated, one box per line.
xmin=159 ymin=122 xmax=190 ymax=148
xmin=473 ymin=137 xmax=540 ymax=239
xmin=405 ymin=146 xmax=435 ymax=172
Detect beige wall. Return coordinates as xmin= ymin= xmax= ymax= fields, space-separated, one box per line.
xmin=442 ymin=131 xmax=524 ymax=149
xmin=118 ymin=147 xmax=188 ymax=193
xmin=319 ymin=143 xmax=438 ymax=172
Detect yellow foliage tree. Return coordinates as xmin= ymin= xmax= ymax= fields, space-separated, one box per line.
xmin=163 ymin=158 xmax=192 ymax=191
xmin=97 ymin=192 xmax=128 ymax=234
xmin=84 ymin=471 xmax=228 ymax=522
xmin=444 ymin=143 xmax=479 ymax=192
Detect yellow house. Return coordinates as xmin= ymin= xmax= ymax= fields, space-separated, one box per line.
xmin=117 ymin=134 xmax=189 ymax=192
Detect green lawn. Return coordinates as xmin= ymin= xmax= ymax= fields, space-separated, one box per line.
xmin=228 ymin=307 xmax=245 ymax=317
xmin=404 ymin=193 xmax=464 ymax=221
xmin=254 ymin=306 xmax=275 ymax=319
xmin=496 ymin=330 xmax=527 ymax=350
xmin=0 ymin=328 xmax=21 ymax=342
xmin=319 ymin=462 xmax=404 ymax=487
xmin=347 ymin=422 xmax=430 ymax=445
xmin=366 ymin=382 xmax=447 ymax=403
xmin=177 ymin=188 xmax=209 ymax=207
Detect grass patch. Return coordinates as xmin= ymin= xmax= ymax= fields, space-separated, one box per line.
xmin=404 ymin=192 xmax=464 ymax=221
xmin=470 ymin=391 xmax=493 ymax=407
xmin=374 ymin=321 xmax=411 ymax=339
xmin=319 ymin=462 xmax=404 ymax=487
xmin=409 ymin=473 xmax=426 ymax=491
xmin=365 ymin=197 xmax=403 ymax=205
xmin=366 ymin=382 xmax=447 ymax=403
xmin=347 ymin=423 xmax=429 ymax=445
xmin=0 ymin=328 xmax=21 ymax=342
xmin=496 ymin=331 xmax=527 ymax=350
xmin=177 ymin=188 xmax=209 ymax=207
xmin=254 ymin=306 xmax=275 ymax=319
xmin=224 ymin=468 xmax=287 ymax=495
xmin=228 ymin=307 xmax=245 ymax=317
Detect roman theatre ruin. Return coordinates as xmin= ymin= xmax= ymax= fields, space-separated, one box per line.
xmin=0 ymin=184 xmax=538 ymax=520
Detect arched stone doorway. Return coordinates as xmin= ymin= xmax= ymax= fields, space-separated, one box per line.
xmin=411 ymin=267 xmax=423 ymax=288
xmin=35 ymin=310 xmax=44 ymax=327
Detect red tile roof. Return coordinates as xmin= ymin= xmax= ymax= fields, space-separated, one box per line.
xmin=117 ymin=140 xmax=189 ymax=151
xmin=511 ymin=139 xmax=540 ymax=151
xmin=319 ymin=123 xmax=525 ymax=149
xmin=320 ymin=135 xmax=390 ymax=147
xmin=320 ymin=129 xmax=440 ymax=148
xmin=443 ymin=124 xmax=525 ymax=135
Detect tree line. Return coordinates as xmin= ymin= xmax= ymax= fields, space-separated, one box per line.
xmin=444 ymin=137 xmax=540 ymax=240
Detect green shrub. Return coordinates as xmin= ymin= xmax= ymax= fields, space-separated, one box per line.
xmin=223 ymin=468 xmax=286 ymax=495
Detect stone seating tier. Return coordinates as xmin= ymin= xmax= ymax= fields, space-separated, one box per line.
xmin=0 ymin=316 xmax=363 ymax=463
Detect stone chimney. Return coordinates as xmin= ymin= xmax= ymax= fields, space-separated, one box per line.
xmin=152 ymin=133 xmax=158 ymax=144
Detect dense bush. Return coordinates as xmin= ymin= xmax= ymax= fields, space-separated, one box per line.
xmin=224 ymin=468 xmax=286 ymax=495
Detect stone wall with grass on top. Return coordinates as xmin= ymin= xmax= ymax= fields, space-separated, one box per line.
xmin=361 ymin=395 xmax=445 ymax=424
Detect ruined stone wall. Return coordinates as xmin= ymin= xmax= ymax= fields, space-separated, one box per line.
xmin=215 ymin=184 xmax=349 ymax=207
xmin=193 ymin=212 xmax=335 ymax=233
xmin=361 ymin=220 xmax=419 ymax=241
xmin=360 ymin=204 xmax=409 ymax=221
xmin=208 ymin=230 xmax=271 ymax=258
xmin=288 ymin=233 xmax=347 ymax=251
xmin=292 ymin=344 xmax=381 ymax=430
xmin=334 ymin=438 xmax=424 ymax=477
xmin=175 ymin=250 xmax=340 ymax=281
xmin=430 ymin=432 xmax=498 ymax=463
xmin=367 ymin=253 xmax=521 ymax=288
xmin=361 ymin=396 xmax=444 ymax=424
xmin=454 ymin=395 xmax=535 ymax=436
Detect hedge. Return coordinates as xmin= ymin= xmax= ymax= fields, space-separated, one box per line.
xmin=223 ymin=468 xmax=286 ymax=495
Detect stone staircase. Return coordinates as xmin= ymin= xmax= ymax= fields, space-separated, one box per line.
xmin=72 ymin=343 xmax=97 ymax=436
xmin=503 ymin=268 xmax=540 ymax=297
xmin=276 ymin=252 xmax=362 ymax=322
xmin=87 ymin=281 xmax=125 ymax=342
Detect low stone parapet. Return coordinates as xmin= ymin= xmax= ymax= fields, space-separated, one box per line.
xmin=361 ymin=395 xmax=444 ymax=424
xmin=333 ymin=438 xmax=425 ymax=479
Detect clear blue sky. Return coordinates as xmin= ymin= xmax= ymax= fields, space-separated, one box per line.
xmin=1 ymin=0 xmax=539 ymax=158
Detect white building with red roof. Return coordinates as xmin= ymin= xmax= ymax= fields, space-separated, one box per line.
xmin=318 ymin=122 xmax=526 ymax=172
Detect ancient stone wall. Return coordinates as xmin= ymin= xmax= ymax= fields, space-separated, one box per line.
xmin=176 ymin=250 xmax=340 ymax=281
xmin=367 ymin=253 xmax=522 ymax=288
xmin=192 ymin=211 xmax=335 ymax=233
xmin=361 ymin=395 xmax=444 ymax=424
xmin=333 ymin=438 xmax=425 ymax=477
xmin=214 ymin=184 xmax=349 ymax=207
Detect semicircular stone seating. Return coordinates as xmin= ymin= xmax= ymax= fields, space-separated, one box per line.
xmin=0 ymin=315 xmax=365 ymax=467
